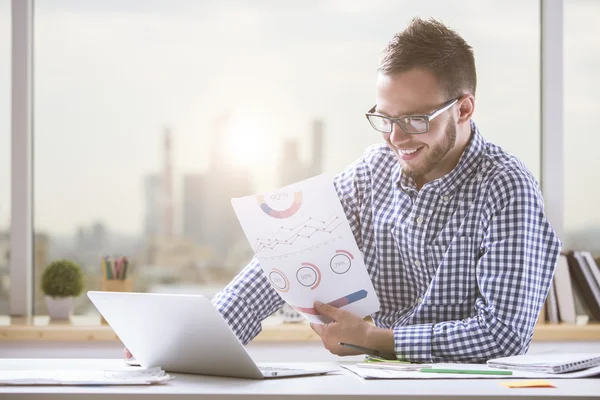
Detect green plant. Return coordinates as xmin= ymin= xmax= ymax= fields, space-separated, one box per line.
xmin=41 ymin=259 xmax=85 ymax=298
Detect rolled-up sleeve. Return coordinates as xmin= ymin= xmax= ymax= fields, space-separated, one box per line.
xmin=211 ymin=257 xmax=285 ymax=345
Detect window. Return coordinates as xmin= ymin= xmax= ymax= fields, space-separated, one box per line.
xmin=33 ymin=1 xmax=541 ymax=315
xmin=564 ymin=0 xmax=600 ymax=254
xmin=0 ymin=1 xmax=10 ymax=314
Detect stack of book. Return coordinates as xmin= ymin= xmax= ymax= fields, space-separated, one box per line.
xmin=539 ymin=251 xmax=600 ymax=324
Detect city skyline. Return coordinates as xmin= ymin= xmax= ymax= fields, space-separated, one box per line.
xmin=0 ymin=0 xmax=598 ymax=247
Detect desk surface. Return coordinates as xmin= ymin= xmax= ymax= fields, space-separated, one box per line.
xmin=0 ymin=359 xmax=599 ymax=400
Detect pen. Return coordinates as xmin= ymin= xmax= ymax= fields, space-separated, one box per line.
xmin=339 ymin=342 xmax=381 ymax=358
xmin=338 ymin=342 xmax=399 ymax=361
xmin=419 ymin=368 xmax=513 ymax=376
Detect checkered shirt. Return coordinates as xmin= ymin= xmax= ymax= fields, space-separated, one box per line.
xmin=212 ymin=121 xmax=562 ymax=363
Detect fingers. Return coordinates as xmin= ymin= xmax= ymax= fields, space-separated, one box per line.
xmin=330 ymin=346 xmax=361 ymax=357
xmin=314 ymin=301 xmax=344 ymax=320
xmin=310 ymin=323 xmax=325 ymax=336
xmin=124 ymin=347 xmax=133 ymax=359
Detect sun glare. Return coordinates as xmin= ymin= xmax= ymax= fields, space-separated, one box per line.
xmin=226 ymin=118 xmax=268 ymax=167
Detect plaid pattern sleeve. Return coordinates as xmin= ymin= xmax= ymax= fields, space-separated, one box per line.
xmin=211 ymin=257 xmax=284 ymax=345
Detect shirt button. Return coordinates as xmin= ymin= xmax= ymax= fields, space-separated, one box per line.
xmin=415 ymin=260 xmax=422 ymax=267
xmin=416 ymin=216 xmax=424 ymax=225
xmin=417 ymin=297 xmax=423 ymax=304
xmin=442 ymin=195 xmax=450 ymax=202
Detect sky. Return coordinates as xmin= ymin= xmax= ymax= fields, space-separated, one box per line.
xmin=0 ymin=0 xmax=598 ymax=241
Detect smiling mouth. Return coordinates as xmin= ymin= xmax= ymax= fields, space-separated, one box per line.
xmin=396 ymin=146 xmax=424 ymax=161
xmin=399 ymin=148 xmax=420 ymax=155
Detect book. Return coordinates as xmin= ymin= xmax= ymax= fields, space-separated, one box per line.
xmin=572 ymin=280 xmax=593 ymax=323
xmin=538 ymin=296 xmax=547 ymax=323
xmin=546 ymin=280 xmax=559 ymax=323
xmin=582 ymin=251 xmax=600 ymax=291
xmin=487 ymin=353 xmax=600 ymax=374
xmin=566 ymin=251 xmax=600 ymax=320
xmin=553 ymin=254 xmax=576 ymax=323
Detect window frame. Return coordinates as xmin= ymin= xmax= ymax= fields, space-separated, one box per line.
xmin=10 ymin=0 xmax=33 ymax=316
xmin=7 ymin=0 xmax=565 ymax=316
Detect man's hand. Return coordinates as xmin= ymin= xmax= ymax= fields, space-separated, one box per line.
xmin=309 ymin=301 xmax=373 ymax=356
xmin=124 ymin=347 xmax=133 ymax=360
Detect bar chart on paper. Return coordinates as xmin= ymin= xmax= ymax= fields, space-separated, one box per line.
xmin=231 ymin=174 xmax=380 ymax=324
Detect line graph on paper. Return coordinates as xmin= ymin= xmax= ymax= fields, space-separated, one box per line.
xmin=253 ymin=214 xmax=344 ymax=259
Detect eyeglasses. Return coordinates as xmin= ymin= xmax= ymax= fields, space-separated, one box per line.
xmin=365 ymin=96 xmax=462 ymax=135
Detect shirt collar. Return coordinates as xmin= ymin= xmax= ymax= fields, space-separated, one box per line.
xmin=394 ymin=120 xmax=486 ymax=196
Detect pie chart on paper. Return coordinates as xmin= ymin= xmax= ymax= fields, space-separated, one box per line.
xmin=256 ymin=191 xmax=303 ymax=219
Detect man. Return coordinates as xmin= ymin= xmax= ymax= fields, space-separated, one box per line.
xmin=127 ymin=18 xmax=561 ymax=363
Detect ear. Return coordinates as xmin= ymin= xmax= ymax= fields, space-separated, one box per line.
xmin=457 ymin=94 xmax=475 ymax=124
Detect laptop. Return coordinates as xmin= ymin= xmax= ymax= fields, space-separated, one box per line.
xmin=87 ymin=291 xmax=336 ymax=379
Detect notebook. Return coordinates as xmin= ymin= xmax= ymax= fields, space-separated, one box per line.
xmin=487 ymin=353 xmax=600 ymax=374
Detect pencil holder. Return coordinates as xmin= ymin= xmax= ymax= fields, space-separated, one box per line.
xmin=100 ymin=279 xmax=133 ymax=324
xmin=100 ymin=278 xmax=133 ymax=293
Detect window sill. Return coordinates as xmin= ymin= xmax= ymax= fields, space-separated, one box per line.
xmin=0 ymin=316 xmax=598 ymax=342
xmin=0 ymin=315 xmax=321 ymax=342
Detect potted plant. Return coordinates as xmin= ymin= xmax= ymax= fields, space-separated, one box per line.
xmin=41 ymin=259 xmax=85 ymax=319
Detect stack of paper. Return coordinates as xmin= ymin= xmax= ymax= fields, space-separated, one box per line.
xmin=342 ymin=362 xmax=600 ymax=379
xmin=343 ymin=364 xmax=513 ymax=379
xmin=0 ymin=366 xmax=173 ymax=385
xmin=487 ymin=353 xmax=600 ymax=374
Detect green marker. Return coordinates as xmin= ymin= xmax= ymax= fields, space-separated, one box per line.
xmin=419 ymin=368 xmax=513 ymax=376
xmin=365 ymin=356 xmax=410 ymax=364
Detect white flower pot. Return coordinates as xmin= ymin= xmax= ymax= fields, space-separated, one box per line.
xmin=45 ymin=296 xmax=74 ymax=320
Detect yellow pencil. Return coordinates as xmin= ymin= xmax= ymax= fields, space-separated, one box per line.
xmin=101 ymin=258 xmax=107 ymax=279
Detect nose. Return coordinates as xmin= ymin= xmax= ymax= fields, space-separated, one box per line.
xmin=389 ymin=121 xmax=410 ymax=144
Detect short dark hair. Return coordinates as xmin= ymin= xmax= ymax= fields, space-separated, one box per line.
xmin=378 ymin=17 xmax=477 ymax=97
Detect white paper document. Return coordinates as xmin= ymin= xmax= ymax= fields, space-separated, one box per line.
xmin=0 ymin=367 xmax=173 ymax=385
xmin=342 ymin=364 xmax=600 ymax=379
xmin=231 ymin=174 xmax=380 ymax=323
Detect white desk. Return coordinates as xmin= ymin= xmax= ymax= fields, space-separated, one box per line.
xmin=1 ymin=359 xmax=599 ymax=400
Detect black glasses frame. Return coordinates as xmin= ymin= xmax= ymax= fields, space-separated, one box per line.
xmin=365 ymin=96 xmax=462 ymax=135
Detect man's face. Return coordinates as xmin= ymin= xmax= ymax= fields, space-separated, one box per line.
xmin=375 ymin=69 xmax=459 ymax=181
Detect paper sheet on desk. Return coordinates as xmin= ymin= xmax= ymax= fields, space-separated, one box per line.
xmin=231 ymin=174 xmax=380 ymax=324
xmin=342 ymin=364 xmax=600 ymax=379
xmin=0 ymin=366 xmax=173 ymax=385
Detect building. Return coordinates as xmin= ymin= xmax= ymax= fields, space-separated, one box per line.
xmin=143 ymin=127 xmax=175 ymax=239
xmin=0 ymin=232 xmax=50 ymax=315
xmin=279 ymin=139 xmax=308 ymax=186
xmin=135 ymin=235 xmax=218 ymax=293
xmin=181 ymin=114 xmax=253 ymax=262
xmin=309 ymin=119 xmax=324 ymax=176
xmin=32 ymin=234 xmax=50 ymax=315
xmin=278 ymin=119 xmax=326 ymax=186
xmin=182 ymin=173 xmax=205 ymax=251
xmin=182 ymin=169 xmax=252 ymax=262
xmin=144 ymin=174 xmax=164 ymax=238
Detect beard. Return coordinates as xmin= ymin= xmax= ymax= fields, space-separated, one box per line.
xmin=400 ymin=118 xmax=457 ymax=180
